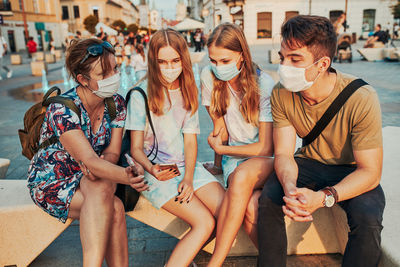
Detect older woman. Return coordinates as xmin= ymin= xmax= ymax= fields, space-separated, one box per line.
xmin=27 ymin=38 xmax=147 ymax=267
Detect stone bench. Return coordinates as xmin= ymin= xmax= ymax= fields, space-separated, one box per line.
xmin=0 ymin=158 xmax=10 ymax=179
xmin=45 ymin=53 xmax=56 ymax=64
xmin=10 ymin=54 xmax=22 ymax=65
xmin=382 ymin=48 xmax=400 ymax=61
xmin=31 ymin=61 xmax=47 ymax=76
xmin=357 ymin=48 xmax=384 ymax=61
xmin=0 ymin=179 xmax=73 ymax=267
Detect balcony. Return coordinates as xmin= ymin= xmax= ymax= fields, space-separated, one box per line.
xmin=0 ymin=1 xmax=13 ymax=16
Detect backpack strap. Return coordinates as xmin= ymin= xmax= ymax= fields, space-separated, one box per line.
xmin=126 ymin=87 xmax=158 ymax=163
xmin=302 ymin=78 xmax=368 ymax=147
xmin=105 ymin=97 xmax=117 ymax=121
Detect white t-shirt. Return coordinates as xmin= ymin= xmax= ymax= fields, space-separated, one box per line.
xmin=125 ymin=87 xmax=200 ymax=167
xmin=131 ymin=53 xmax=147 ymax=72
xmin=201 ymin=65 xmax=274 ymax=146
xmin=0 ymin=36 xmax=6 ymax=58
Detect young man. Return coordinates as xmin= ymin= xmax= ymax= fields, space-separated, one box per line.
xmin=257 ymin=15 xmax=385 ymax=267
xmin=364 ymin=24 xmax=388 ymax=48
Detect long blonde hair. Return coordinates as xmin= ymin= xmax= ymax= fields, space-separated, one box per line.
xmin=207 ymin=23 xmax=259 ymax=126
xmin=147 ymin=28 xmax=198 ymax=116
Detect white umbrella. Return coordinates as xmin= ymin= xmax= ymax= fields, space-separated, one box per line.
xmin=174 ymin=18 xmax=205 ymax=31
xmin=95 ymin=22 xmax=118 ymax=36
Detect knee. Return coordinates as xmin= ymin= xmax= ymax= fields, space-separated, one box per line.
xmin=229 ymin=167 xmax=253 ymax=195
xmin=82 ymin=178 xmax=116 ymax=202
xmin=194 ymin=213 xmax=215 ymax=236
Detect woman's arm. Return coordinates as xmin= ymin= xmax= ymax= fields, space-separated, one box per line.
xmin=60 ymin=129 xmax=134 ymax=185
xmin=101 ymin=128 xmax=124 ymax=164
xmin=208 ymin=122 xmax=274 ymax=158
xmin=177 ymin=133 xmax=197 ymax=203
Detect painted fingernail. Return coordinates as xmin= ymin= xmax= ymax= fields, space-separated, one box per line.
xmin=169 ymin=168 xmax=172 ymax=171
xmin=175 ymin=198 xmax=178 ymax=202
xmin=187 ymin=200 xmax=189 ymax=203
xmin=177 ymin=191 xmax=181 ymax=195
xmin=144 ymin=181 xmax=148 ymax=184
xmin=180 ymin=200 xmax=183 ymax=204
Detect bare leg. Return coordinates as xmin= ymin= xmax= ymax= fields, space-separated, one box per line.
xmin=243 ymin=190 xmax=262 ymax=248
xmin=207 ymin=158 xmax=274 ymax=267
xmin=163 ymin=195 xmax=216 ymax=267
xmin=194 ymin=181 xmax=225 ymax=217
xmin=104 ymin=197 xmax=129 ymax=267
xmin=68 ymin=177 xmax=127 ymax=267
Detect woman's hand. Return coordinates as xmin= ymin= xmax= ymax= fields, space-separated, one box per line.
xmin=176 ymin=177 xmax=194 ymax=204
xmin=126 ymin=165 xmax=149 ymax=192
xmin=151 ymin=164 xmax=178 ymax=181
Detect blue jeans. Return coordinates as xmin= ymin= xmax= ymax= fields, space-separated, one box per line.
xmin=257 ymin=157 xmax=385 ymax=267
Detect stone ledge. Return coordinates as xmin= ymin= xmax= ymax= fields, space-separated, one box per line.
xmin=357 ymin=48 xmax=384 ymax=61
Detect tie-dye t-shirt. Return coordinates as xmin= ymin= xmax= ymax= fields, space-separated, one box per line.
xmin=200 ymin=65 xmax=275 ymax=146
xmin=125 ymin=87 xmax=200 ymax=167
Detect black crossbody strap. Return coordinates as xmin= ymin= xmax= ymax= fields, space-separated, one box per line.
xmin=126 ymin=87 xmax=158 ymax=162
xmin=302 ymin=78 xmax=368 ymax=147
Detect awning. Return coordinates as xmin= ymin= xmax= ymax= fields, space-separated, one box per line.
xmin=35 ymin=22 xmax=45 ymax=31
xmin=174 ymin=18 xmax=205 ymax=31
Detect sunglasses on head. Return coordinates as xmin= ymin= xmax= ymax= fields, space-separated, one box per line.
xmin=80 ymin=41 xmax=114 ymax=65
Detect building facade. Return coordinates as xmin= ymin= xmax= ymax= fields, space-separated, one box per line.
xmin=0 ymin=0 xmax=62 ymax=52
xmin=200 ymin=0 xmax=398 ymax=44
xmin=60 ymin=0 xmax=138 ymax=36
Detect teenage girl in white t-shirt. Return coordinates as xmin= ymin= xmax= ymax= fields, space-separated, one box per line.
xmin=126 ymin=29 xmax=225 ymax=267
xmin=201 ymin=23 xmax=275 ymax=266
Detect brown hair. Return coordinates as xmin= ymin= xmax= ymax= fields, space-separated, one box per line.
xmin=147 ymin=28 xmax=198 ymax=116
xmin=281 ymin=15 xmax=337 ymax=64
xmin=136 ymin=44 xmax=145 ymax=61
xmin=207 ymin=22 xmax=259 ymax=126
xmin=65 ymin=38 xmax=115 ymax=82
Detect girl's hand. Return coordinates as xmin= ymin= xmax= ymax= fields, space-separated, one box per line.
xmin=208 ymin=127 xmax=224 ymax=154
xmin=151 ymin=164 xmax=178 ymax=181
xmin=176 ymin=178 xmax=194 ymax=204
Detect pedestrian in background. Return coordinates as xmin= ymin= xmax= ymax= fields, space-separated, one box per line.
xmin=27 ymin=36 xmax=37 ymax=59
xmin=0 ymin=33 xmax=12 ymax=80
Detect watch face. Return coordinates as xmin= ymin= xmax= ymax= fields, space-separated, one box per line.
xmin=325 ymin=195 xmax=335 ymax=207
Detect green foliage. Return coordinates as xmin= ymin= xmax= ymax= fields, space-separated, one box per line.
xmin=112 ymin=20 xmax=126 ymax=31
xmin=127 ymin=23 xmax=139 ymax=34
xmin=83 ymin=15 xmax=99 ymax=34
xmin=393 ymin=1 xmax=400 ymax=19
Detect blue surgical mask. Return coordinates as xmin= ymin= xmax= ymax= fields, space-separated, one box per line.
xmin=211 ymin=53 xmax=242 ymax=81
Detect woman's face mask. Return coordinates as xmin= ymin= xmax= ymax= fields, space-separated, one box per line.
xmin=160 ymin=67 xmax=182 ymax=84
xmin=211 ymin=53 xmax=242 ymax=81
xmin=278 ymin=59 xmax=322 ymax=92
xmin=85 ymin=73 xmax=120 ymax=98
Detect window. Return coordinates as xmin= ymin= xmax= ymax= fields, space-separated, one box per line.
xmin=73 ymin=5 xmax=80 ymax=18
xmin=45 ymin=0 xmax=51 ymax=14
xmin=257 ymin=12 xmax=272 ymax=39
xmin=18 ymin=0 xmax=23 ymax=10
xmin=285 ymin=11 xmax=299 ymax=22
xmin=363 ymin=9 xmax=376 ymax=32
xmin=62 ymin=6 xmax=69 ymax=20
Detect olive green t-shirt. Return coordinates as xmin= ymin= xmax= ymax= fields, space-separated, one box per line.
xmin=271 ymin=70 xmax=382 ymax=165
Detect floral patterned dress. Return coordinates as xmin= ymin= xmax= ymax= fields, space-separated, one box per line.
xmin=27 ymin=87 xmax=126 ymax=223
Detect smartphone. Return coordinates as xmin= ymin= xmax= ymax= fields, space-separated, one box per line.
xmin=158 ymin=163 xmax=181 ymax=179
xmin=124 ymin=153 xmax=139 ymax=176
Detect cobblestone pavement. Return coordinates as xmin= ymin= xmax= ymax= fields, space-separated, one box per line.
xmin=0 ymin=40 xmax=399 ymax=266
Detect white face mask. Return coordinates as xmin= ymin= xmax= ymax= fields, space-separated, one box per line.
xmin=92 ymin=73 xmax=120 ymax=98
xmin=278 ymin=60 xmax=321 ymax=92
xmin=160 ymin=66 xmax=182 ymax=84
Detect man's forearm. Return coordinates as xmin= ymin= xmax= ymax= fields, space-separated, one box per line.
xmin=275 ymin=154 xmax=299 ymax=190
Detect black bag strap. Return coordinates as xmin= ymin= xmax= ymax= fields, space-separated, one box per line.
xmin=126 ymin=87 xmax=158 ymax=162
xmin=302 ymin=78 xmax=368 ymax=147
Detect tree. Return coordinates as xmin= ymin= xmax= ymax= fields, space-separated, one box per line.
xmin=112 ymin=19 xmax=126 ymax=31
xmin=127 ymin=23 xmax=139 ymax=34
xmin=393 ymin=1 xmax=400 ymax=19
xmin=83 ymin=15 xmax=99 ymax=34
